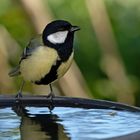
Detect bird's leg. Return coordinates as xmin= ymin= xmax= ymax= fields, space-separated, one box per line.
xmin=47 ymin=84 xmax=55 ymax=111
xmin=16 ymin=80 xmax=25 ymax=99
xmin=14 ymin=80 xmax=25 ymax=111
xmin=47 ymin=84 xmax=55 ymax=99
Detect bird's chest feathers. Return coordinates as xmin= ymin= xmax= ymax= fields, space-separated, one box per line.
xmin=57 ymin=53 xmax=73 ymax=78
xmin=20 ymin=46 xmax=58 ymax=82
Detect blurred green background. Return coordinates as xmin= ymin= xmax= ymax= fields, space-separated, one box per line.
xmin=0 ymin=0 xmax=140 ymax=106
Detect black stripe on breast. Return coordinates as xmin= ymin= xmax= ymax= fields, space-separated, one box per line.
xmin=35 ymin=60 xmax=62 ymax=85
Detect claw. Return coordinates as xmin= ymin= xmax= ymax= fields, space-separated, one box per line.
xmin=15 ymin=92 xmax=23 ymax=104
xmin=47 ymin=84 xmax=55 ymax=113
xmin=47 ymin=84 xmax=55 ymax=111
xmin=15 ymin=92 xmax=23 ymax=98
xmin=47 ymin=92 xmax=55 ymax=111
xmin=47 ymin=92 xmax=55 ymax=99
xmin=15 ymin=80 xmax=25 ymax=103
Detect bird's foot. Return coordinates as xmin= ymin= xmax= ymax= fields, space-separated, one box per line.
xmin=15 ymin=92 xmax=22 ymax=103
xmin=47 ymin=92 xmax=55 ymax=112
xmin=13 ymin=92 xmax=24 ymax=115
xmin=47 ymin=92 xmax=55 ymax=99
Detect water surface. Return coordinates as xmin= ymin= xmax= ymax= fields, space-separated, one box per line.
xmin=0 ymin=107 xmax=140 ymax=140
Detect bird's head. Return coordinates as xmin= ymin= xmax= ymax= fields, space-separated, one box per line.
xmin=42 ymin=20 xmax=80 ymax=46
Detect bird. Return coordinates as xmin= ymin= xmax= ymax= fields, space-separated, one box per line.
xmin=9 ymin=20 xmax=80 ymax=99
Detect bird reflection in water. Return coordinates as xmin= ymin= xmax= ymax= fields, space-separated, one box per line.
xmin=13 ymin=106 xmax=70 ymax=140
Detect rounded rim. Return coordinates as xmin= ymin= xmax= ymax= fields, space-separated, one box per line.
xmin=0 ymin=95 xmax=140 ymax=139
xmin=0 ymin=95 xmax=140 ymax=112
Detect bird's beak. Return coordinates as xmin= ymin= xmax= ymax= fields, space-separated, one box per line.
xmin=70 ymin=26 xmax=80 ymax=32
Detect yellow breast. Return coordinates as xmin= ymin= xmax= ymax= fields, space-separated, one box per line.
xmin=57 ymin=53 xmax=74 ymax=78
xmin=20 ymin=46 xmax=58 ymax=82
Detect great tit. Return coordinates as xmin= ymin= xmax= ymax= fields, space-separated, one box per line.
xmin=9 ymin=20 xmax=80 ymax=98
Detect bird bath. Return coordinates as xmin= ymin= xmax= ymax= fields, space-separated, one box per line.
xmin=0 ymin=96 xmax=140 ymax=140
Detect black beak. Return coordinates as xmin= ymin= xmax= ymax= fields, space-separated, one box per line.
xmin=70 ymin=26 xmax=80 ymax=32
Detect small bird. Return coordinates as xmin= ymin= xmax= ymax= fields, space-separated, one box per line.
xmin=9 ymin=20 xmax=80 ymax=99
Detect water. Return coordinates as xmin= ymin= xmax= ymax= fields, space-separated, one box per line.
xmin=0 ymin=107 xmax=140 ymax=140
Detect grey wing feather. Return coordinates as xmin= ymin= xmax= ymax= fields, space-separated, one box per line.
xmin=20 ymin=35 xmax=43 ymax=62
xmin=9 ymin=35 xmax=43 ymax=77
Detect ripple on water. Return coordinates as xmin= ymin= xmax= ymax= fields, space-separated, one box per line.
xmin=0 ymin=107 xmax=140 ymax=140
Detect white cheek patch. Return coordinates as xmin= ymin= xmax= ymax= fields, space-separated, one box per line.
xmin=47 ymin=31 xmax=68 ymax=44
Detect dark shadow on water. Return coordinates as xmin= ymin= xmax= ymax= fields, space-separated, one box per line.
xmin=13 ymin=106 xmax=70 ymax=140
xmin=9 ymin=104 xmax=140 ymax=140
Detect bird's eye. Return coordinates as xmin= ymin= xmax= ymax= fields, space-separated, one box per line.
xmin=58 ymin=25 xmax=70 ymax=31
xmin=58 ymin=28 xmax=65 ymax=31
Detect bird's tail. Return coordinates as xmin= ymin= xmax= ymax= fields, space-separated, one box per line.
xmin=8 ymin=65 xmax=21 ymax=77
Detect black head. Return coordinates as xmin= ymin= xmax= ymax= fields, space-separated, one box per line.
xmin=42 ymin=20 xmax=80 ymax=47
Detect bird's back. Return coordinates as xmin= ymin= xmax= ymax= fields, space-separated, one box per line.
xmin=9 ymin=35 xmax=43 ymax=77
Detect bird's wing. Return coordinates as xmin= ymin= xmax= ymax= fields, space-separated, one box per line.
xmin=20 ymin=35 xmax=43 ymax=62
xmin=9 ymin=35 xmax=43 ymax=77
